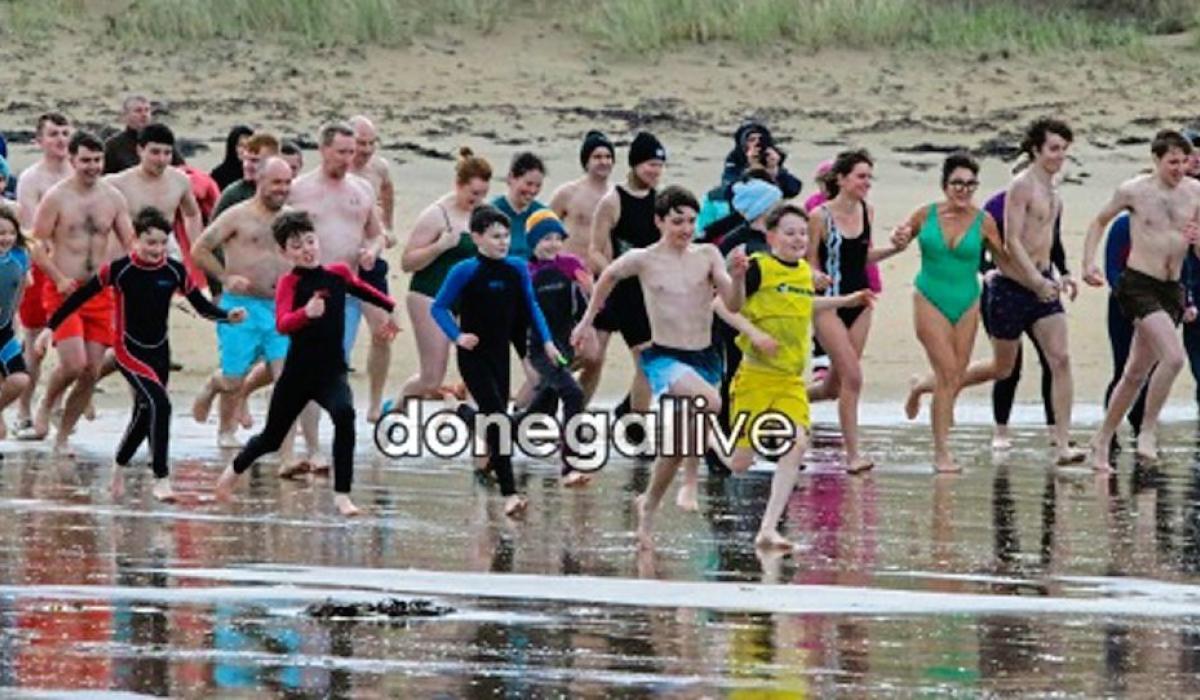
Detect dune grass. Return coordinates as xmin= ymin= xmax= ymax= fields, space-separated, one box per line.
xmin=0 ymin=0 xmax=1189 ymax=52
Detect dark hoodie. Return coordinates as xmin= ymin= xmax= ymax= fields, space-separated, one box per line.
xmin=210 ymin=124 xmax=253 ymax=192
xmin=715 ymin=121 xmax=802 ymax=200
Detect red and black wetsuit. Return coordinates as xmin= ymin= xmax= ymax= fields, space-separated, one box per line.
xmin=232 ymin=263 xmax=395 ymax=494
xmin=47 ymin=254 xmax=229 ymax=478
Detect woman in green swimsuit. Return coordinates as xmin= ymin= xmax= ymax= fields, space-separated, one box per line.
xmin=894 ymin=153 xmax=1009 ymax=473
xmin=396 ymin=147 xmax=492 ymax=404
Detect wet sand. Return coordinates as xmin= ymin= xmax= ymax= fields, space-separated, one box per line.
xmin=2 ymin=410 xmax=1200 ymax=695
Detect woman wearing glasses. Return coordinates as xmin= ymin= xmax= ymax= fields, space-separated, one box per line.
xmin=895 ymin=153 xmax=1031 ymax=472
xmin=806 ymin=149 xmax=907 ymax=473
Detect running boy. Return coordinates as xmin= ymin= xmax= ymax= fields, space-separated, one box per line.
xmin=714 ymin=203 xmax=873 ymax=550
xmin=0 ymin=205 xmax=32 ymax=438
xmin=432 ymin=204 xmax=561 ymax=517
xmin=35 ymin=207 xmax=244 ymax=502
xmin=522 ymin=209 xmax=592 ymax=487
xmin=215 ymin=211 xmax=398 ymax=516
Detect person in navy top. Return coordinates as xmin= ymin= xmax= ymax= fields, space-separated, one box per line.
xmin=216 ymin=210 xmax=398 ymax=517
xmin=432 ymin=203 xmax=560 ymax=517
xmin=0 ymin=205 xmax=32 ymax=436
xmin=36 ymin=207 xmax=243 ymax=503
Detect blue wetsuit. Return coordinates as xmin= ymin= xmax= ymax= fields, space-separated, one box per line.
xmin=432 ymin=254 xmax=552 ymax=496
xmin=0 ymin=247 xmax=29 ymax=377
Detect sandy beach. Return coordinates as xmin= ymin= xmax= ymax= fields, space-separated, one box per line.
xmin=3 ymin=23 xmax=1199 ymax=413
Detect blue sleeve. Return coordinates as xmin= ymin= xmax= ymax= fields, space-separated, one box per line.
xmin=511 ymin=258 xmax=553 ymax=346
xmin=431 ymin=259 xmax=476 ymax=341
xmin=13 ymin=248 xmax=29 ymax=274
xmin=1104 ymin=213 xmax=1130 ymax=289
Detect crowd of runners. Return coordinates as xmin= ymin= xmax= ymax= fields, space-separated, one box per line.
xmin=2 ymin=95 xmax=1199 ymax=552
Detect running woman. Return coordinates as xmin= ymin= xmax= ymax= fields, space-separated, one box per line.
xmin=0 ymin=205 xmax=32 ymax=438
xmin=35 ymin=207 xmax=243 ymax=501
xmin=216 ymin=211 xmax=398 ymax=515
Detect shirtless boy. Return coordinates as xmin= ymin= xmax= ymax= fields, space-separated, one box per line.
xmin=290 ymin=122 xmax=391 ymax=421
xmin=30 ymin=131 xmax=134 ymax=452
xmin=13 ymin=112 xmax=72 ymax=438
xmin=1083 ymin=130 xmax=1200 ymax=469
xmin=572 ymin=185 xmax=747 ymax=550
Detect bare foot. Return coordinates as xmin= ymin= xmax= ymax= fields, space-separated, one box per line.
xmin=278 ymin=460 xmax=312 ymax=480
xmin=933 ymin=452 xmax=962 ymax=473
xmin=754 ymin=529 xmax=796 ymax=552
xmin=307 ymin=456 xmax=331 ymax=476
xmin=675 ymin=479 xmax=699 ymax=512
xmin=151 ymin=478 xmax=177 ymax=503
xmin=217 ymin=431 xmax=242 ymax=449
xmin=1089 ymin=437 xmax=1115 ymax=472
xmin=846 ymin=456 xmax=875 ymax=474
xmin=333 ymin=494 xmax=362 ymax=517
xmin=109 ymin=461 xmax=125 ymax=499
xmin=634 ymin=493 xmax=655 ymax=550
xmin=1055 ymin=445 xmax=1088 ymax=466
xmin=991 ymin=427 xmax=1012 ymax=451
xmin=562 ymin=471 xmax=592 ymax=488
xmin=192 ymin=384 xmax=215 ymax=423
xmin=214 ymin=465 xmax=239 ymax=502
xmin=1135 ymin=431 xmax=1159 ymax=463
xmin=84 ymin=402 xmax=96 ymax=421
xmin=504 ymin=494 xmax=528 ymax=518
xmin=238 ymin=399 xmax=253 ymax=429
xmin=904 ymin=375 xmax=921 ymax=420
xmin=51 ymin=437 xmax=75 ymax=458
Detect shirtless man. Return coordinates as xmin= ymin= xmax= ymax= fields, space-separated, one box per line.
xmin=289 ymin=122 xmax=391 ymax=421
xmin=905 ymin=118 xmax=1084 ymax=464
xmin=1083 ymin=130 xmax=1200 ymax=469
xmin=572 ymin=186 xmax=747 ymax=550
xmin=549 ymin=130 xmax=614 ymax=399
xmin=13 ymin=112 xmax=72 ymax=438
xmin=106 ymin=123 xmax=202 ymax=269
xmin=191 ymin=157 xmax=296 ymax=449
xmin=30 ymin=131 xmax=134 ymax=452
xmin=588 ymin=131 xmax=666 ymax=444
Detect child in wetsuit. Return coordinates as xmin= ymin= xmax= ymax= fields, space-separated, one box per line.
xmin=521 ymin=209 xmax=592 ymax=487
xmin=432 ymin=204 xmax=561 ymax=516
xmin=36 ymin=207 xmax=243 ymax=502
xmin=714 ymin=203 xmax=872 ymax=551
xmin=0 ymin=205 xmax=32 ymax=439
xmin=215 ymin=210 xmax=398 ymax=516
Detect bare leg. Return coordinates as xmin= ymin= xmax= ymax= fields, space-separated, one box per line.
xmin=237 ymin=362 xmax=274 ymax=428
xmin=363 ymin=305 xmax=392 ymax=422
xmin=674 ymin=456 xmax=700 ymax=512
xmin=1132 ymin=314 xmax=1184 ymax=461
xmin=629 ymin=345 xmax=651 ymax=413
xmin=0 ymin=374 xmax=30 ymax=438
xmin=1030 ymin=314 xmax=1084 ymax=464
xmin=914 ymin=295 xmax=978 ymax=473
xmin=1089 ymin=312 xmax=1179 ymax=469
xmin=576 ymin=331 xmax=609 ymax=403
xmin=397 ymin=293 xmax=451 ymax=401
xmin=754 ymin=429 xmax=809 ymax=550
xmin=56 ymin=341 xmax=107 ymax=451
xmin=906 ymin=336 xmax=1020 ymax=420
xmin=36 ymin=336 xmax=89 ymax=439
xmin=814 ymin=309 xmax=874 ymax=471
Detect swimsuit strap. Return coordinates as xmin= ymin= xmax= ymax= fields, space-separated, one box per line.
xmin=823 ymin=205 xmax=842 ymax=296
xmin=436 ymin=202 xmax=454 ymax=234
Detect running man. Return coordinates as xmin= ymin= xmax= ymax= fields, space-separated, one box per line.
xmin=572 ymin=185 xmax=747 ymax=550
xmin=30 ymin=131 xmax=135 ymax=452
xmin=549 ymin=130 xmax=614 ymax=400
xmin=588 ymin=131 xmax=667 ymax=449
xmin=190 ymin=157 xmax=295 ymax=448
xmin=1083 ymin=129 xmax=1200 ymax=469
xmin=13 ymin=112 xmax=72 ymax=438
xmin=103 ymin=95 xmax=151 ymax=174
xmin=289 ymin=122 xmax=391 ymax=421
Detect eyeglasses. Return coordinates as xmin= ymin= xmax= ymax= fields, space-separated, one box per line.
xmin=947 ymin=180 xmax=979 ymax=191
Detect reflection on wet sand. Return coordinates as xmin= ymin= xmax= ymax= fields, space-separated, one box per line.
xmin=2 ymin=420 xmax=1200 ymax=694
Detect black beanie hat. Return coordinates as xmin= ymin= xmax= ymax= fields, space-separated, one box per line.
xmin=628 ymin=131 xmax=666 ymax=168
xmin=580 ymin=130 xmax=615 ymax=170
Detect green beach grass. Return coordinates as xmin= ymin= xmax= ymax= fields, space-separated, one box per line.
xmin=0 ymin=0 xmax=1194 ymax=53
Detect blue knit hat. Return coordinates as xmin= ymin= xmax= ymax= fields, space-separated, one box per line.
xmin=526 ymin=209 xmax=568 ymax=253
xmin=732 ymin=179 xmax=782 ymax=222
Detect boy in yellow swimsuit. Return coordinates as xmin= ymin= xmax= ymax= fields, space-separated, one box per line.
xmin=715 ymin=203 xmax=873 ymax=551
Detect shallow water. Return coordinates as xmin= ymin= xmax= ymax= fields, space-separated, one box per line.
xmin=3 ymin=408 xmax=1200 ymax=697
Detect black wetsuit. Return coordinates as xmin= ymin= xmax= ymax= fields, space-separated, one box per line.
xmin=594 ymin=186 xmax=658 ymax=346
xmin=231 ymin=263 xmax=395 ymax=494
xmin=433 ymin=254 xmax=552 ymax=495
xmin=47 ymin=255 xmax=228 ymax=478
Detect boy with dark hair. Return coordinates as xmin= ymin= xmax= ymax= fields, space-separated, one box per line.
xmin=432 ymin=203 xmax=561 ymax=516
xmin=215 ymin=210 xmax=398 ymax=516
xmin=35 ymin=206 xmax=242 ymax=502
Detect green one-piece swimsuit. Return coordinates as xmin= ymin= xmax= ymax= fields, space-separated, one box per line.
xmin=913 ymin=204 xmax=984 ymax=324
